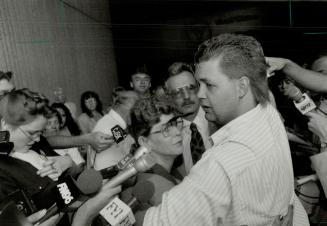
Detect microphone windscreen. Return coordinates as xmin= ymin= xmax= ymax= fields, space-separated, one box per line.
xmin=283 ymin=83 xmax=302 ymax=101
xmin=76 ymin=169 xmax=103 ymax=195
xmin=136 ymin=173 xmax=175 ymax=206
xmin=132 ymin=181 xmax=155 ymax=203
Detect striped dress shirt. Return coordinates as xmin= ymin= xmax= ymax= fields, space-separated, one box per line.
xmin=144 ymin=104 xmax=309 ymax=226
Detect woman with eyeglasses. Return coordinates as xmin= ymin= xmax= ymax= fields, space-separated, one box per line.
xmin=125 ymin=94 xmax=184 ymax=206
xmin=0 ymin=89 xmax=75 ymax=216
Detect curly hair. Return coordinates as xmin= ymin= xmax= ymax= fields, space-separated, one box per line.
xmin=3 ymin=88 xmax=52 ymax=125
xmin=51 ymin=102 xmax=81 ymax=136
xmin=129 ymin=94 xmax=176 ymax=146
xmin=80 ymin=91 xmax=103 ymax=118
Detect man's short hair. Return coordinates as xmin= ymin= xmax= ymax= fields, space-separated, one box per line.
xmin=167 ymin=62 xmax=194 ymax=79
xmin=194 ymin=33 xmax=270 ymax=105
xmin=0 ymin=71 xmax=12 ymax=81
xmin=130 ymin=65 xmax=150 ymax=80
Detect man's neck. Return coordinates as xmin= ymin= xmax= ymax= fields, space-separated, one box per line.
xmin=112 ymin=105 xmax=130 ymax=125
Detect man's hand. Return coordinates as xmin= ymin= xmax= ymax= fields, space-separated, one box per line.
xmin=72 ymin=185 xmax=122 ymax=226
xmin=27 ymin=209 xmax=63 ymax=226
xmin=37 ymin=156 xmax=73 ymax=181
xmin=86 ymin=132 xmax=115 ymax=152
xmin=307 ymin=111 xmax=327 ymax=143
xmin=265 ymin=57 xmax=291 ymax=76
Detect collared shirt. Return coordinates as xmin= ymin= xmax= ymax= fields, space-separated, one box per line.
xmin=144 ymin=104 xmax=309 ymax=226
xmin=181 ymin=106 xmax=211 ymax=174
xmin=91 ymin=109 xmax=134 ymax=170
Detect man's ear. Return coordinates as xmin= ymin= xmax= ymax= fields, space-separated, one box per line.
xmin=137 ymin=136 xmax=147 ymax=146
xmin=237 ymin=76 xmax=250 ymax=98
xmin=130 ymin=81 xmax=134 ymax=89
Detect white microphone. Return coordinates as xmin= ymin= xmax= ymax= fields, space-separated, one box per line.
xmin=102 ymin=153 xmax=155 ymax=190
xmin=99 ymin=154 xmax=155 ymax=226
xmin=285 ymin=84 xmax=316 ymax=115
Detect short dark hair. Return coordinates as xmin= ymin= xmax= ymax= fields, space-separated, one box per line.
xmin=80 ymin=91 xmax=103 ymax=118
xmin=129 ymin=94 xmax=175 ymax=146
xmin=194 ymin=33 xmax=269 ymax=105
xmin=131 ymin=64 xmax=150 ymax=80
xmin=167 ymin=62 xmax=193 ymax=79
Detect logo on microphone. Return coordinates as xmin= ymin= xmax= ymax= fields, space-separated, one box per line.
xmin=111 ymin=125 xmax=127 ymax=144
xmin=57 ymin=183 xmax=74 ymax=205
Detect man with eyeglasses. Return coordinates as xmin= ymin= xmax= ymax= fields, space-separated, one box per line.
xmin=165 ymin=62 xmax=212 ymax=176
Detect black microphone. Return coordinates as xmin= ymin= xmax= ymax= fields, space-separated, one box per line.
xmin=111 ymin=125 xmax=127 ymax=144
xmin=127 ymin=180 xmax=154 ymax=211
xmin=37 ymin=170 xmax=102 ymax=224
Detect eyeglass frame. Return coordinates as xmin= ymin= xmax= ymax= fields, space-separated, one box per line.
xmin=150 ymin=116 xmax=184 ymax=137
xmin=168 ymin=82 xmax=199 ymax=99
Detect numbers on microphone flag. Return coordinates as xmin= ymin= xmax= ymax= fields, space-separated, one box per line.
xmin=100 ymin=197 xmax=135 ymax=226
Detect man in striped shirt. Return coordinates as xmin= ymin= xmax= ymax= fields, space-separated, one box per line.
xmin=138 ymin=33 xmax=309 ymax=226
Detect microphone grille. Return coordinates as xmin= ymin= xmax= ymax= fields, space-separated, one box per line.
xmin=285 ymin=84 xmax=303 ymax=101
xmin=134 ymin=154 xmax=156 ymax=173
xmin=133 ymin=180 xmax=155 ymax=203
xmin=76 ymin=169 xmax=103 ymax=195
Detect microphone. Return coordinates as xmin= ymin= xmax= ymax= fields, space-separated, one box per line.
xmin=37 ymin=171 xmax=102 ymax=224
xmin=284 ymin=83 xmax=316 ymax=115
xmin=98 ymin=146 xmax=151 ymax=180
xmin=117 ymin=146 xmax=151 ymax=171
xmin=99 ymin=180 xmax=155 ymax=226
xmin=111 ymin=125 xmax=127 ymax=144
xmin=127 ymin=180 xmax=154 ymax=211
xmin=102 ymin=153 xmax=156 ymax=190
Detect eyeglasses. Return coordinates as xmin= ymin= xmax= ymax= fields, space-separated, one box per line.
xmin=170 ymin=83 xmax=199 ymax=99
xmin=150 ymin=116 xmax=184 ymax=137
xmin=18 ymin=127 xmax=43 ymax=143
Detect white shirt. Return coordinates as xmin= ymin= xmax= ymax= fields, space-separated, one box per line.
xmin=182 ymin=107 xmax=211 ymax=174
xmin=144 ymin=104 xmax=309 ymax=226
xmin=91 ymin=109 xmax=134 ymax=170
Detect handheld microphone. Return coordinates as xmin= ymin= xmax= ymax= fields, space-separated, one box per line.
xmin=117 ymin=146 xmax=151 ymax=171
xmin=37 ymin=171 xmax=102 ymax=224
xmin=99 ymin=180 xmax=155 ymax=226
xmin=284 ymin=84 xmax=316 ymax=115
xmin=127 ymin=180 xmax=154 ymax=211
xmin=98 ymin=146 xmax=151 ymax=180
xmin=102 ymin=153 xmax=155 ymax=190
xmin=111 ymin=125 xmax=127 ymax=144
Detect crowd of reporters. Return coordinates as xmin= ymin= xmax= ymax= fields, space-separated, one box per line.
xmin=3 ymin=33 xmax=327 ymax=225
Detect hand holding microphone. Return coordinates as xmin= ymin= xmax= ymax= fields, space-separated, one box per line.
xmin=282 ymin=82 xmax=316 ymax=115
xmin=307 ymin=111 xmax=327 ymax=146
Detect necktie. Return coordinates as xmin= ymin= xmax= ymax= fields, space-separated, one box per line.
xmin=190 ymin=123 xmax=205 ymax=164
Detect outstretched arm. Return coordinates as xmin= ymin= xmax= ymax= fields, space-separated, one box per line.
xmin=266 ymin=57 xmax=327 ymax=93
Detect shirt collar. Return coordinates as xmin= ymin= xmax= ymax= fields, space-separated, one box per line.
xmin=210 ymin=104 xmax=263 ymax=146
xmin=109 ymin=109 xmax=127 ymax=129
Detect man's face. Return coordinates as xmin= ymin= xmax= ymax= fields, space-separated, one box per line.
xmin=165 ymin=71 xmax=200 ymax=116
xmin=195 ymin=57 xmax=240 ymax=125
xmin=130 ymin=73 xmax=151 ymax=94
